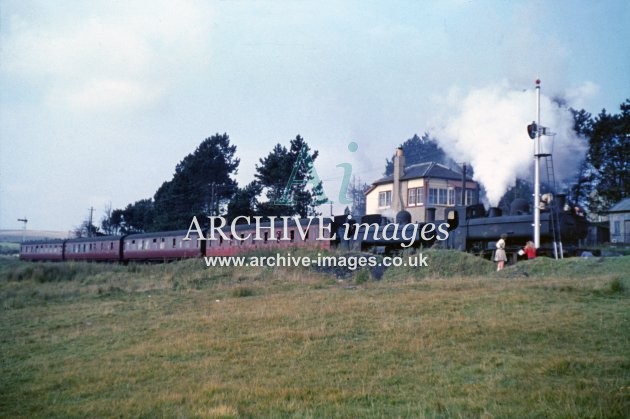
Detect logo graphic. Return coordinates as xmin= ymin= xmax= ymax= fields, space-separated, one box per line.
xmin=275 ymin=142 xmax=358 ymax=206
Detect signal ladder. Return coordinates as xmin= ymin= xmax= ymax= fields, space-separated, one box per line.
xmin=539 ymin=153 xmax=563 ymax=259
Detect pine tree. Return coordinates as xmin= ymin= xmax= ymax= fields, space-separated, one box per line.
xmin=255 ymin=135 xmax=327 ymax=217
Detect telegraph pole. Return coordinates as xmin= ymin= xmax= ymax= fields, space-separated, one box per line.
xmin=210 ymin=182 xmax=216 ymax=216
xmin=17 ymin=218 xmax=28 ymax=243
xmin=88 ymin=207 xmax=95 ymax=237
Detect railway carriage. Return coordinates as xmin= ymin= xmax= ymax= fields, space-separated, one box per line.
xmin=205 ymin=217 xmax=333 ymax=257
xmin=123 ymin=230 xmax=204 ymax=261
xmin=64 ymin=236 xmax=123 ymax=262
xmin=20 ymin=240 xmax=65 ymax=261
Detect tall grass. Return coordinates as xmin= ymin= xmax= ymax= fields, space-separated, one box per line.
xmin=0 ymin=254 xmax=628 ymax=417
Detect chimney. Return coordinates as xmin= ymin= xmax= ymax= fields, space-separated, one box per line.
xmin=392 ymin=147 xmax=405 ymax=212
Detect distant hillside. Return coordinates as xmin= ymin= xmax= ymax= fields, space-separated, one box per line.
xmin=0 ymin=230 xmax=70 ymax=243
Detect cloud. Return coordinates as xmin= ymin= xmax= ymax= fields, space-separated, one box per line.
xmin=58 ymin=79 xmax=161 ymax=111
xmin=564 ymin=81 xmax=600 ymax=110
xmin=1 ymin=0 xmax=213 ymax=111
xmin=433 ymin=81 xmax=588 ymax=206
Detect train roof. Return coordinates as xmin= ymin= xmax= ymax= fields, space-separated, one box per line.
xmin=122 ymin=218 xmax=331 ymax=239
xmin=229 ymin=217 xmax=330 ymax=231
xmin=124 ymin=230 xmax=198 ymax=240
xmin=65 ymin=235 xmax=122 ymax=243
xmin=21 ymin=239 xmax=65 ymax=245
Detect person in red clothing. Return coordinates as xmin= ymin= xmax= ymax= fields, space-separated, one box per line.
xmin=520 ymin=241 xmax=537 ymax=259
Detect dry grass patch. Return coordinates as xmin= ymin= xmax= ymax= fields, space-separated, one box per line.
xmin=1 ymin=255 xmax=628 ymax=417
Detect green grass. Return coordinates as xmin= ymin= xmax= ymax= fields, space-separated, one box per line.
xmin=1 ymin=253 xmax=629 ymax=417
xmin=0 ymin=242 xmax=19 ymax=255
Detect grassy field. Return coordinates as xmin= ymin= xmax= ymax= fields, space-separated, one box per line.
xmin=1 ymin=251 xmax=628 ymax=417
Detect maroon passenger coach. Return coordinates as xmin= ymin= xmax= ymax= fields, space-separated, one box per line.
xmin=20 ymin=240 xmax=65 ymax=261
xmin=64 ymin=236 xmax=123 ymax=262
xmin=123 ymin=230 xmax=204 ymax=261
xmin=205 ymin=218 xmax=333 ymax=257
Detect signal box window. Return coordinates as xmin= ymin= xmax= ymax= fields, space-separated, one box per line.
xmin=407 ymin=187 xmax=424 ymax=206
xmin=378 ymin=190 xmax=392 ymax=208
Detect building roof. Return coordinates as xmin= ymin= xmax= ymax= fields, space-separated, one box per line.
xmin=370 ymin=162 xmax=474 ymax=186
xmin=607 ymin=198 xmax=630 ymax=213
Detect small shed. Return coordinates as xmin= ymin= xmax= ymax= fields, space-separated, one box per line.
xmin=607 ymin=198 xmax=630 ymax=244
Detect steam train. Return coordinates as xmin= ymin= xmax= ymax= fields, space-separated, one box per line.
xmin=443 ymin=196 xmax=588 ymax=259
xmin=20 ymin=196 xmax=587 ymax=262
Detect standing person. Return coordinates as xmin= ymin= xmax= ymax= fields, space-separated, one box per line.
xmin=521 ymin=241 xmax=537 ymax=259
xmin=495 ymin=233 xmax=508 ymax=271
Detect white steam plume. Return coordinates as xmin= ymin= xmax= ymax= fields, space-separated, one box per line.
xmin=433 ymin=82 xmax=588 ymax=206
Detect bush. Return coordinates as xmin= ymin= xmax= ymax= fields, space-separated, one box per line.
xmin=354 ymin=269 xmax=370 ymax=284
xmin=609 ymin=278 xmax=625 ymax=293
xmin=231 ymin=286 xmax=255 ymax=298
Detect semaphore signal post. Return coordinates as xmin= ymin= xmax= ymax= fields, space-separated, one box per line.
xmin=534 ymin=79 xmax=542 ymax=248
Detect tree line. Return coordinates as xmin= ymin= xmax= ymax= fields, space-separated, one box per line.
xmin=76 ymin=98 xmax=627 ymax=236
xmin=95 ymin=134 xmax=329 ymax=235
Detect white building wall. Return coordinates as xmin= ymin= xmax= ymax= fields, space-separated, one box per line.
xmin=366 ymin=184 xmax=393 ymax=215
xmin=609 ymin=212 xmax=630 ymax=243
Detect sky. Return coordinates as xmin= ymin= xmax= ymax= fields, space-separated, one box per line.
xmin=1 ymin=0 xmax=628 ymax=232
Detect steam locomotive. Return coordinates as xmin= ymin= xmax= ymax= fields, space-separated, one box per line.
xmin=443 ymin=196 xmax=588 ymax=259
